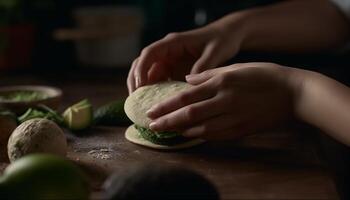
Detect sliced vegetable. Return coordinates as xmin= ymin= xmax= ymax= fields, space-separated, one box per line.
xmin=63 ymin=99 xmax=93 ymax=131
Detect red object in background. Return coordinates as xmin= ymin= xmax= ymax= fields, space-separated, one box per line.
xmin=0 ymin=24 xmax=35 ymax=70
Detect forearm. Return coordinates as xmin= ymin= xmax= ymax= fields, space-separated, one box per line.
xmin=291 ymin=68 xmax=350 ymax=145
xmin=214 ymin=0 xmax=350 ymax=53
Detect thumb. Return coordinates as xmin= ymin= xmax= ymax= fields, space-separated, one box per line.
xmin=191 ymin=42 xmax=220 ymax=74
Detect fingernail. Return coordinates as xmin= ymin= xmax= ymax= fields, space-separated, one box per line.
xmin=135 ymin=77 xmax=141 ymax=88
xmin=146 ymin=109 xmax=155 ymax=118
xmin=149 ymin=121 xmax=158 ymax=130
xmin=185 ymin=74 xmax=194 ymax=80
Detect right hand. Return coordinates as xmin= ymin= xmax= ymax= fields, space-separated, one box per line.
xmin=127 ymin=22 xmax=245 ymax=93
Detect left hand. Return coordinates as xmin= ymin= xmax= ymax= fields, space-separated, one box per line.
xmin=146 ymin=62 xmax=297 ymax=140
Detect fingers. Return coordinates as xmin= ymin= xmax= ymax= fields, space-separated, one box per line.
xmin=147 ymin=61 xmax=168 ymax=84
xmin=135 ymin=42 xmax=167 ymax=88
xmin=186 ymin=68 xmax=219 ymax=85
xmin=186 ymin=65 xmax=241 ymax=85
xmin=135 ymin=33 xmax=184 ymax=88
xmin=149 ymin=96 xmax=222 ymax=132
xmin=127 ymin=57 xmax=139 ymax=94
xmin=191 ymin=42 xmax=220 ymax=74
xmin=147 ymin=81 xmax=216 ymax=119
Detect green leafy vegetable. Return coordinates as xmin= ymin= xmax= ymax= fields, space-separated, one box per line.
xmin=135 ymin=125 xmax=188 ymax=145
xmin=18 ymin=105 xmax=64 ymax=125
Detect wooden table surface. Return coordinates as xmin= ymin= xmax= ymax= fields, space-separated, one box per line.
xmin=0 ymin=69 xmax=339 ymax=200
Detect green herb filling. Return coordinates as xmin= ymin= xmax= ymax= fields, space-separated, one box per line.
xmin=134 ymin=125 xmax=188 ymax=146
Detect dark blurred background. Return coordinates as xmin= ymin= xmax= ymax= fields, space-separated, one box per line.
xmin=2 ymin=0 xmax=349 ymax=83
xmin=0 ymin=0 xmax=278 ymax=70
xmin=1 ymin=0 xmax=350 ymax=199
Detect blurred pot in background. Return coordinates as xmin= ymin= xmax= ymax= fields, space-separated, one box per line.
xmin=55 ymin=6 xmax=144 ymax=68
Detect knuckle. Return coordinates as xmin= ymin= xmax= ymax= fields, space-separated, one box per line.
xmin=184 ymin=106 xmax=197 ymax=121
xmin=132 ymin=58 xmax=139 ymax=66
xmin=158 ymin=118 xmax=169 ymax=128
xmin=200 ymin=124 xmax=210 ymax=134
xmin=215 ymin=75 xmax=226 ymax=88
xmin=165 ymin=32 xmax=181 ymax=40
xmin=201 ymin=69 xmax=212 ymax=76
xmin=177 ymin=93 xmax=190 ymax=105
xmin=216 ymin=72 xmax=232 ymax=88
xmin=141 ymin=47 xmax=153 ymax=57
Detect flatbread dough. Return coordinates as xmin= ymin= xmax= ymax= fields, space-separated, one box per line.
xmin=125 ymin=125 xmax=205 ymax=150
xmin=124 ymin=81 xmax=191 ymax=128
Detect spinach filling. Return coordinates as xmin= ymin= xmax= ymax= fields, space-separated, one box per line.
xmin=134 ymin=125 xmax=188 ymax=146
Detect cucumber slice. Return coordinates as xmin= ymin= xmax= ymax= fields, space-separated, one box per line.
xmin=63 ymin=100 xmax=92 ymax=131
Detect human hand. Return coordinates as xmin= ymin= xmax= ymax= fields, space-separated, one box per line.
xmin=127 ymin=21 xmax=246 ymax=93
xmin=146 ymin=62 xmax=298 ymax=140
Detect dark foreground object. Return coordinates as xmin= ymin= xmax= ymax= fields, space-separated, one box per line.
xmin=104 ymin=164 xmax=219 ymax=200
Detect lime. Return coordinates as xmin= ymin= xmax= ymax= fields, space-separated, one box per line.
xmin=0 ymin=154 xmax=90 ymax=200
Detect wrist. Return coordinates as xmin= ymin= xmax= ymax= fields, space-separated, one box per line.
xmin=284 ymin=67 xmax=313 ymax=121
xmin=209 ymin=11 xmax=252 ymax=47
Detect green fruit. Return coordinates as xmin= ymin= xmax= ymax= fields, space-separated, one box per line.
xmin=94 ymin=100 xmax=131 ymax=126
xmin=63 ymin=99 xmax=93 ymax=131
xmin=0 ymin=154 xmax=90 ymax=200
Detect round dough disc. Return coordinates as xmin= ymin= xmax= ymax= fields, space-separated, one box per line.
xmin=124 ymin=81 xmax=191 ymax=129
xmin=125 ymin=125 xmax=205 ymax=150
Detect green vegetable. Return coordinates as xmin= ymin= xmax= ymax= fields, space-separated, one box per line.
xmin=135 ymin=125 xmax=188 ymax=145
xmin=94 ymin=100 xmax=132 ymax=126
xmin=0 ymin=154 xmax=90 ymax=200
xmin=63 ymin=99 xmax=93 ymax=131
xmin=0 ymin=91 xmax=47 ymax=102
xmin=18 ymin=105 xmax=64 ymax=126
